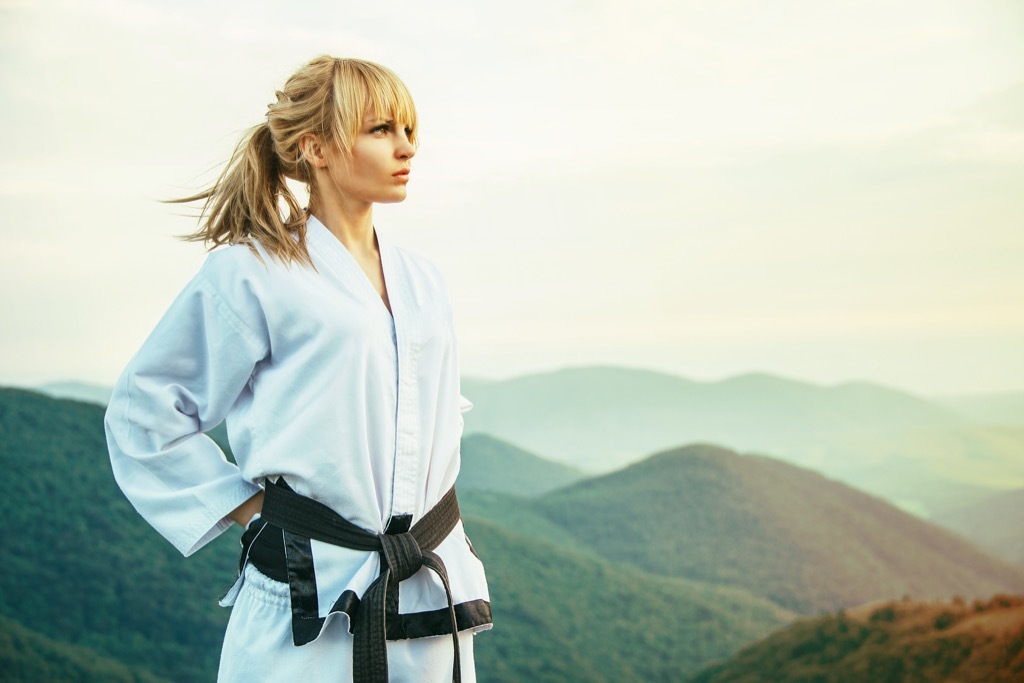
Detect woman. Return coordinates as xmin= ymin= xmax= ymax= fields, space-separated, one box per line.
xmin=104 ymin=55 xmax=491 ymax=682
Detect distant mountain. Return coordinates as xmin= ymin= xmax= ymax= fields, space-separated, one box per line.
xmin=35 ymin=381 xmax=111 ymax=405
xmin=0 ymin=614 xmax=170 ymax=683
xmin=688 ymin=595 xmax=1024 ymax=683
xmin=461 ymin=366 xmax=969 ymax=472
xmin=793 ymin=423 xmax=1024 ymax=517
xmin=459 ymin=433 xmax=585 ymax=496
xmin=462 ymin=366 xmax=1024 ymax=517
xmin=936 ymin=390 xmax=1024 ymax=427
xmin=531 ymin=444 xmax=1024 ymax=614
xmin=931 ymin=489 xmax=1024 ymax=566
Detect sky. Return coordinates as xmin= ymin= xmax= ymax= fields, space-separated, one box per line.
xmin=1 ymin=0 xmax=1022 ymax=397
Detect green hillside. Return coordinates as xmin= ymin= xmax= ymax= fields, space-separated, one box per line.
xmin=458 ymin=433 xmax=585 ymax=496
xmin=0 ymin=387 xmax=791 ymax=681
xmin=688 ymin=595 xmax=1024 ymax=683
xmin=466 ymin=517 xmax=793 ymax=682
xmin=0 ymin=387 xmax=239 ymax=681
xmin=0 ymin=615 xmax=170 ymax=683
xmin=460 ymin=490 xmax=599 ymax=558
xmin=532 ymin=444 xmax=1024 ymax=614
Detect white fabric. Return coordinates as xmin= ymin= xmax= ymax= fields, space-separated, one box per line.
xmin=218 ymin=564 xmax=476 ymax=683
xmin=105 ymin=215 xmax=490 ymax=635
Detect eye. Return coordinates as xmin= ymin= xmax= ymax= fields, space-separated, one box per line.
xmin=370 ymin=124 xmax=390 ymax=135
xmin=404 ymin=126 xmax=413 ymax=138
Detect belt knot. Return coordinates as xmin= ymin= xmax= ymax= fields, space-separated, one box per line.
xmin=378 ymin=531 xmax=423 ymax=583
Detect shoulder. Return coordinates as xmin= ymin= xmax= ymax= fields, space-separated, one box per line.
xmin=198 ymin=242 xmax=272 ymax=281
xmin=195 ymin=241 xmax=295 ymax=297
xmin=187 ymin=243 xmax=283 ymax=332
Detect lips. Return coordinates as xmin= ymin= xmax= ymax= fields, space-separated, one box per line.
xmin=393 ymin=169 xmax=410 ymax=177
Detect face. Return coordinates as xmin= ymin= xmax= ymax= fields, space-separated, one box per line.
xmin=321 ymin=111 xmax=416 ymax=206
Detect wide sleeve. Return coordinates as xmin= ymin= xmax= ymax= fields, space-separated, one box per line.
xmin=104 ymin=259 xmax=270 ymax=557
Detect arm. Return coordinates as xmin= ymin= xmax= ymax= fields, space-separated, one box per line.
xmin=105 ymin=261 xmax=270 ymax=556
xmin=229 ymin=489 xmax=265 ymax=527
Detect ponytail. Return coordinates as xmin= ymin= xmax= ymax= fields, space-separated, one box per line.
xmin=169 ymin=55 xmax=417 ymax=267
xmin=172 ymin=121 xmax=311 ymax=266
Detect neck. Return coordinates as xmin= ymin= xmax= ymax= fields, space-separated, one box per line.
xmin=308 ymin=191 xmax=376 ymax=256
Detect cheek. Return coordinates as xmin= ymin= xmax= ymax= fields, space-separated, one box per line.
xmin=347 ymin=155 xmax=377 ymax=182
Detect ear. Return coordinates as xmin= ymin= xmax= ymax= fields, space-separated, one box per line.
xmin=299 ymin=133 xmax=329 ymax=169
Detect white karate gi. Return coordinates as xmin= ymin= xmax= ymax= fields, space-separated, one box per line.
xmin=105 ymin=215 xmax=491 ymax=682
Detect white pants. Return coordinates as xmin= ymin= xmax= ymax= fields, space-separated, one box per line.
xmin=218 ymin=564 xmax=477 ymax=682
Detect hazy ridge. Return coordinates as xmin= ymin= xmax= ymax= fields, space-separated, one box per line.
xmin=936 ymin=390 xmax=1024 ymax=427
xmin=460 ymin=367 xmax=1024 ymax=518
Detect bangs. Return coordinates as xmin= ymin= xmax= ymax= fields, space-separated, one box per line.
xmin=330 ymin=59 xmax=418 ymax=152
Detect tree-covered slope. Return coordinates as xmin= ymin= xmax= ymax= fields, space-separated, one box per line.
xmin=0 ymin=387 xmax=791 ymax=681
xmin=0 ymin=387 xmax=240 ymax=682
xmin=458 ymin=433 xmax=585 ymax=496
xmin=533 ymin=443 xmax=1024 ymax=614
xmin=0 ymin=615 xmax=171 ymax=683
xmin=460 ymin=490 xmax=600 ymax=559
xmin=688 ymin=595 xmax=1024 ymax=683
xmin=466 ymin=517 xmax=792 ymax=682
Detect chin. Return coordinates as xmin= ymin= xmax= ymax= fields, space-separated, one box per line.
xmin=376 ymin=192 xmax=409 ymax=204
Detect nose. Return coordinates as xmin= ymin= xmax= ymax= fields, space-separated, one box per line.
xmin=396 ymin=130 xmax=415 ymax=160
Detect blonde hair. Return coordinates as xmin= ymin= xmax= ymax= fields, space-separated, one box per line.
xmin=173 ymin=55 xmax=418 ymax=266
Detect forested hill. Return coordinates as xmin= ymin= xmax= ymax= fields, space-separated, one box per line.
xmin=525 ymin=444 xmax=1024 ymax=614
xmin=0 ymin=387 xmax=792 ymax=681
xmin=0 ymin=614 xmax=171 ymax=683
xmin=5 ymin=386 xmax=1020 ymax=681
xmin=466 ymin=518 xmax=792 ymax=681
xmin=458 ymin=432 xmax=585 ymax=496
xmin=688 ymin=595 xmax=1024 ymax=683
xmin=0 ymin=387 xmax=240 ymax=681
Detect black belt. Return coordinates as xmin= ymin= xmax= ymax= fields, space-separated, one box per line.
xmin=238 ymin=479 xmax=464 ymax=683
